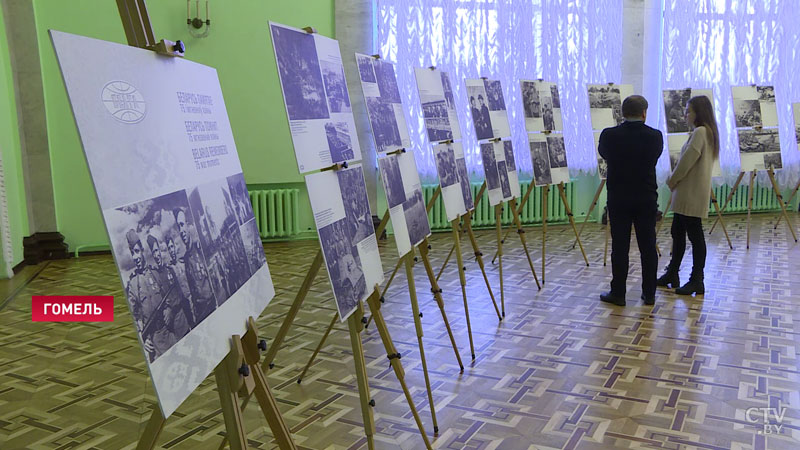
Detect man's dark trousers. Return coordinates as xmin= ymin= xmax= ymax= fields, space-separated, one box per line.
xmin=609 ymin=199 xmax=658 ymax=298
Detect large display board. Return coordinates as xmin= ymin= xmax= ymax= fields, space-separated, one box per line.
xmin=465 ymin=78 xmax=511 ymax=140
xmin=378 ymin=151 xmax=431 ymax=256
xmin=356 ymin=54 xmax=411 ymax=153
xmin=433 ymin=141 xmax=474 ymax=220
xmin=306 ymin=165 xmax=384 ymax=320
xmin=51 ymin=31 xmax=274 ymax=418
xmin=414 ymin=67 xmax=462 ymax=142
xmin=588 ymin=83 xmax=634 ymax=130
xmin=529 ymin=133 xmax=570 ymax=186
xmin=480 ymin=141 xmax=520 ymax=205
xmin=520 ymin=80 xmax=563 ymax=132
xmin=270 ymin=23 xmax=362 ymax=172
xmin=663 ymin=88 xmax=722 ymax=177
xmin=732 ymin=85 xmax=781 ymax=172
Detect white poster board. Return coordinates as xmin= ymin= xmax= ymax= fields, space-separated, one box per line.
xmin=732 ymin=85 xmax=778 ymax=128
xmin=667 ymin=133 xmax=722 ymax=178
xmin=270 ymin=22 xmax=361 ymax=172
xmin=378 ymin=150 xmax=431 ymax=257
xmin=588 ymin=83 xmax=634 ymax=130
xmin=414 ymin=67 xmax=461 ymax=142
xmin=520 ymin=80 xmax=563 ymax=132
xmin=433 ymin=141 xmax=474 ymax=220
xmin=663 ymin=88 xmax=713 ymax=133
xmin=465 ymin=78 xmax=511 ymax=140
xmin=51 ymin=30 xmax=274 ymax=418
xmin=529 ymin=133 xmax=570 ymax=186
xmin=737 ymin=128 xmax=783 ymax=172
xmin=306 ymin=165 xmax=384 ymax=321
xmin=593 ymin=131 xmax=607 ymax=180
xmin=356 ymin=54 xmax=411 ymax=153
xmin=480 ymin=141 xmax=520 ymax=206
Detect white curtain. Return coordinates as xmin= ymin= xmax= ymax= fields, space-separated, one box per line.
xmin=662 ymin=0 xmax=800 ymax=188
xmin=377 ymin=0 xmax=623 ymax=182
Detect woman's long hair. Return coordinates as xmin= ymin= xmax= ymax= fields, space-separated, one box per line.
xmin=687 ymin=96 xmax=720 ymax=159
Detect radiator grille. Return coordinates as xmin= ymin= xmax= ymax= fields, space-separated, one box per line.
xmin=709 ymin=183 xmax=781 ymax=213
xmin=250 ymin=189 xmax=300 ymax=238
xmin=424 ymin=181 xmax=574 ymax=231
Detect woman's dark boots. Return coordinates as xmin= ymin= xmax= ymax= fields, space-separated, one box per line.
xmin=676 ymin=271 xmax=704 ymax=296
xmin=656 ymin=264 xmax=680 ymax=288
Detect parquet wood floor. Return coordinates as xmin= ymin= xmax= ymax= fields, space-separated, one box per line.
xmin=1 ymin=213 xmax=798 ymax=449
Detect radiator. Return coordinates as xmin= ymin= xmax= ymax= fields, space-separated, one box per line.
xmin=250 ymin=189 xmax=301 ymax=238
xmin=709 ymin=183 xmax=781 ymax=213
xmin=424 ymin=181 xmax=574 ymax=231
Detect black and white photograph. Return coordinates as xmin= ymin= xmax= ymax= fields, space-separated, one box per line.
xmin=542 ymin=96 xmax=555 ymax=131
xmin=109 ymin=190 xmax=203 ymax=363
xmin=497 ymin=160 xmax=512 ymax=198
xmin=422 ymin=100 xmax=453 ymax=142
xmin=318 ymin=218 xmax=365 ymax=319
xmin=325 ymin=121 xmax=355 ymax=162
xmin=270 ymin=25 xmax=329 ymax=120
xmin=547 ymin=136 xmax=568 ymax=168
xmin=530 ymin=140 xmax=552 ymax=186
xmin=356 ymin=54 xmax=376 ymax=82
xmin=481 ymin=143 xmax=500 ymax=190
xmin=588 ymin=84 xmax=632 ymax=129
xmin=467 ymin=84 xmax=493 ymax=140
xmin=435 ymin=145 xmax=459 ymax=187
xmin=669 ymin=152 xmax=680 ymax=170
xmin=188 ymin=179 xmax=252 ymax=309
xmin=240 ymin=218 xmax=267 ymax=276
xmin=597 ymin=157 xmax=608 ymax=180
xmin=734 ymin=99 xmax=762 ymax=128
xmin=227 ymin=173 xmax=254 ymax=226
xmin=374 ymin=60 xmax=402 ymax=103
xmin=738 ymin=128 xmax=780 ymax=153
xmin=456 ymin=158 xmax=474 ymax=211
xmin=485 ymin=80 xmax=506 ymax=111
xmin=663 ymin=89 xmax=691 ymax=133
xmin=758 ymin=86 xmax=775 ymax=101
xmin=551 ymin=84 xmax=561 ymax=108
xmin=588 ymin=85 xmax=620 ymax=109
xmin=337 ymin=167 xmax=374 ymax=243
xmin=442 ymin=71 xmax=457 ymax=110
xmin=763 ymin=152 xmax=782 ymax=169
xmin=504 ymin=141 xmax=517 ymax=172
xmin=402 ymin=190 xmax=430 ymax=248
xmin=366 ymin=97 xmax=402 ymax=152
xmin=378 ymin=155 xmax=406 ymax=208
xmin=521 ymin=81 xmax=541 ymax=118
xmin=321 ymin=60 xmax=351 ymax=113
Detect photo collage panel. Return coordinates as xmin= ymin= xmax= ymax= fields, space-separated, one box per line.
xmin=414 ymin=67 xmax=462 ymax=143
xmin=433 ymin=142 xmax=474 ymax=220
xmin=378 ymin=150 xmax=431 ymax=257
xmin=588 ymin=84 xmax=634 ymax=130
xmin=465 ymin=78 xmax=511 ymax=141
xmin=356 ymin=53 xmax=411 ymax=153
xmin=529 ymin=134 xmax=570 ymax=186
xmin=521 ymin=80 xmax=563 ymax=132
xmin=732 ymin=85 xmax=778 ymax=129
xmin=481 ymin=140 xmax=520 ymax=206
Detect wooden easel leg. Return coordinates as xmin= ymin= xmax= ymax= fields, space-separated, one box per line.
xmin=572 ymin=180 xmax=605 ymax=249
xmin=710 ymin=172 xmax=744 ymax=234
xmin=451 ymin=218 xmax=476 ymax=360
xmin=242 ymin=318 xmax=297 ymax=450
xmin=604 ymin=219 xmax=610 ymax=267
xmin=493 ymin=181 xmax=535 ymax=263
xmin=767 ymin=168 xmax=798 ymax=242
xmin=297 ymin=312 xmax=338 ymax=383
xmin=419 ymin=239 xmax=464 ymax=372
xmin=347 ymin=305 xmax=376 ymax=450
xmin=136 ymin=405 xmax=165 ymax=450
xmin=263 ymin=250 xmax=324 ymax=370
xmin=509 ymin=198 xmax=541 ymax=290
xmin=558 ymin=183 xmax=589 ymax=266
xmin=495 ymin=204 xmax=505 ymax=317
xmin=435 ymin=242 xmax=456 ymax=282
xmin=775 ymin=178 xmax=800 ymax=229
xmin=709 ymin=190 xmax=733 ymax=249
xmin=541 ymin=185 xmax=549 ymax=284
xmin=405 ymin=249 xmax=439 ymax=434
xmin=215 ymin=338 xmax=249 ymax=450
xmin=655 ymin=191 xmax=672 ymax=258
xmin=365 ymin=287 xmax=433 ymax=449
xmin=463 ymin=213 xmax=502 ymax=321
xmin=747 ymin=170 xmax=756 ymax=249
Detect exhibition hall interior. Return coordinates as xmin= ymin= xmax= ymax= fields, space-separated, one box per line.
xmin=2 ymin=0 xmax=800 ymax=448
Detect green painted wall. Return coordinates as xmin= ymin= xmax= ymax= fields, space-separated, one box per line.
xmin=0 ymin=5 xmax=30 ymax=275
xmin=33 ymin=0 xmax=335 ymax=250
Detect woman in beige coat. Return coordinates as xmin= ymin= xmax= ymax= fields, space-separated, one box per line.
xmin=657 ymin=96 xmax=719 ymax=296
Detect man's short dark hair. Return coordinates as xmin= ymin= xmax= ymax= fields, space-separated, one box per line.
xmin=622 ymin=95 xmax=648 ymax=118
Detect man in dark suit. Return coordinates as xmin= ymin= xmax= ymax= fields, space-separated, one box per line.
xmin=598 ymin=95 xmax=662 ymax=306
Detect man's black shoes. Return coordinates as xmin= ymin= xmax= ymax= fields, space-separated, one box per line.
xmin=641 ymin=294 xmax=655 ymax=306
xmin=600 ymin=291 xmax=626 ymax=306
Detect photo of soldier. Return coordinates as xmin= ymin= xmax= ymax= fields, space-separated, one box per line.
xmin=521 ymin=81 xmax=541 ymax=118
xmin=146 ymin=233 xmax=193 ymax=340
xmin=173 ymin=207 xmax=216 ymax=324
xmin=337 ymin=166 xmax=374 ymax=243
xmin=485 ymin=80 xmax=506 ymax=111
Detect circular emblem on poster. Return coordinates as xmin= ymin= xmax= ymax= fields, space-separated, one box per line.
xmin=101 ymin=81 xmax=146 ymax=124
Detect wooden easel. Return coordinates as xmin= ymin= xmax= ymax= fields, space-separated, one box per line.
xmin=115 ymin=2 xmax=297 ymax=449
xmin=709 ymin=169 xmax=796 ymax=249
xmin=773 ymin=178 xmax=800 ymax=229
